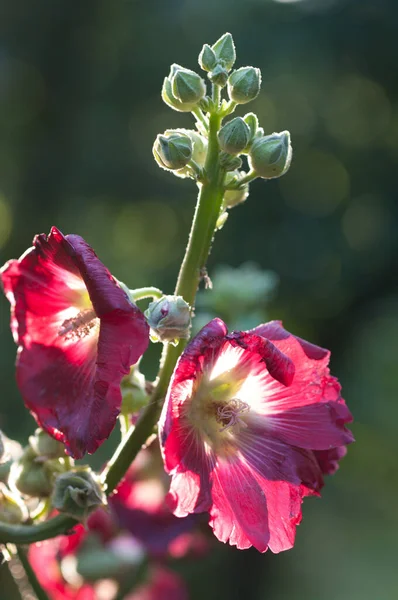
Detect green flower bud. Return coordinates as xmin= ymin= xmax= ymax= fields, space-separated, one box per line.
xmin=171 ymin=65 xmax=206 ymax=105
xmin=198 ymin=44 xmax=217 ymax=72
xmin=208 ymin=64 xmax=229 ymax=88
xmin=249 ymin=131 xmax=292 ymax=179
xmin=212 ymin=33 xmax=236 ymax=71
xmin=52 ymin=468 xmax=106 ymax=522
xmin=10 ymin=447 xmax=61 ymax=497
xmin=223 ymin=171 xmax=250 ymax=208
xmin=219 ymin=152 xmax=242 ymax=172
xmin=121 ymin=364 xmax=148 ymax=415
xmin=163 ymin=128 xmax=207 ymax=179
xmin=77 ymin=535 xmax=145 ymax=581
xmin=0 ymin=434 xmax=23 ymax=484
xmin=29 ymin=429 xmax=65 ymax=460
xmin=218 ymin=117 xmax=251 ymax=155
xmin=153 ymin=132 xmax=192 ymax=171
xmin=243 ymin=112 xmax=259 ymax=141
xmin=0 ymin=483 xmax=27 ymax=524
xmin=145 ymin=295 xmax=191 ymax=345
xmin=228 ymin=67 xmax=261 ymax=104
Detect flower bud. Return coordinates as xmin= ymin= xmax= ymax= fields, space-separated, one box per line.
xmin=29 ymin=429 xmax=65 ymax=459
xmin=198 ymin=44 xmax=217 ymax=72
xmin=228 ymin=67 xmax=261 ymax=104
xmin=243 ymin=112 xmax=259 ymax=141
xmin=219 ymin=153 xmax=242 ymax=172
xmin=145 ymin=295 xmax=191 ymax=345
xmin=208 ymin=64 xmax=229 ymax=88
xmin=171 ymin=65 xmax=206 ymax=105
xmin=121 ymin=364 xmax=148 ymax=415
xmin=223 ymin=171 xmax=250 ymax=208
xmin=249 ymin=131 xmax=292 ymax=179
xmin=162 ymin=128 xmax=207 ymax=179
xmin=9 ymin=447 xmax=60 ymax=497
xmin=218 ymin=117 xmax=251 ymax=155
xmin=52 ymin=468 xmax=106 ymax=522
xmin=0 ymin=483 xmax=27 ymax=524
xmin=212 ymin=33 xmax=236 ymax=71
xmin=153 ymin=133 xmax=192 ymax=171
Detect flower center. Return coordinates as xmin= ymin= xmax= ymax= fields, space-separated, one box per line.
xmin=215 ymin=398 xmax=250 ymax=432
xmin=58 ymin=309 xmax=97 ymax=340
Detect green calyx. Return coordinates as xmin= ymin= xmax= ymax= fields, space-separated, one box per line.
xmin=153 ymin=132 xmax=193 ymax=171
xmin=218 ymin=117 xmax=251 ymax=155
xmin=52 ymin=468 xmax=106 ymax=522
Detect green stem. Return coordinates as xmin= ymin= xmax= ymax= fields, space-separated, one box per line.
xmin=192 ymin=106 xmax=208 ymax=130
xmin=129 ymin=287 xmax=163 ymax=301
xmin=225 ymin=170 xmax=258 ymax=189
xmin=16 ymin=545 xmax=51 ymax=600
xmin=0 ymin=99 xmax=226 ymax=547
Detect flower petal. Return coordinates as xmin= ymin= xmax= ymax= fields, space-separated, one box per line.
xmin=210 ymin=457 xmax=270 ymax=552
xmin=1 ymin=227 xmax=149 ymax=458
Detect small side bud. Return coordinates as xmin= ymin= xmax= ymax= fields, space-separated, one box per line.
xmin=199 ymin=44 xmax=217 ymax=72
xmin=171 ymin=65 xmax=206 ymax=105
xmin=212 ymin=33 xmax=236 ymax=71
xmin=223 ymin=171 xmax=250 ymax=208
xmin=249 ymin=131 xmax=292 ymax=179
xmin=29 ymin=429 xmax=65 ymax=460
xmin=9 ymin=447 xmax=61 ymax=497
xmin=145 ymin=295 xmax=191 ymax=345
xmin=52 ymin=468 xmax=106 ymax=522
xmin=228 ymin=67 xmax=261 ymax=104
xmin=243 ymin=112 xmax=259 ymax=141
xmin=219 ymin=153 xmax=243 ymax=172
xmin=218 ymin=117 xmax=251 ymax=155
xmin=153 ymin=132 xmax=192 ymax=172
xmin=208 ymin=64 xmax=229 ymax=88
xmin=0 ymin=484 xmax=28 ymax=524
xmin=121 ymin=364 xmax=148 ymax=415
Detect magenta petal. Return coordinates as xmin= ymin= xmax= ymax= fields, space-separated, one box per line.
xmin=226 ymin=330 xmax=295 ymax=386
xmin=1 ymin=227 xmax=149 ymax=458
xmin=314 ymin=446 xmax=347 ymax=475
xmin=211 ymin=458 xmax=270 ymax=552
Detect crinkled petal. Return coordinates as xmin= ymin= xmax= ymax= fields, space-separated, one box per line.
xmin=1 ymin=227 xmax=149 ymax=458
xmin=227 ymin=330 xmax=295 ymax=386
xmin=210 ymin=457 xmax=270 ymax=552
xmin=314 ymin=446 xmax=347 ymax=475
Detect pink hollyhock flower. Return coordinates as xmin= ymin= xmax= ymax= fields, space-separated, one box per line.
xmin=0 ymin=227 xmax=149 ymax=458
xmin=159 ymin=319 xmax=354 ymax=553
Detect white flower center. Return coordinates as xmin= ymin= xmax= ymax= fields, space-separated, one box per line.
xmin=58 ymin=309 xmax=97 ymax=340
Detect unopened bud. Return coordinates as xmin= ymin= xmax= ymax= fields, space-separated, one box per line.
xmin=219 ymin=153 xmax=242 ymax=172
xmin=223 ymin=171 xmax=250 ymax=208
xmin=10 ymin=447 xmax=61 ymax=497
xmin=243 ymin=112 xmax=259 ymax=141
xmin=52 ymin=469 xmax=106 ymax=522
xmin=29 ymin=429 xmax=65 ymax=460
xmin=228 ymin=67 xmax=261 ymax=104
xmin=249 ymin=131 xmax=292 ymax=179
xmin=208 ymin=64 xmax=229 ymax=88
xmin=198 ymin=44 xmax=217 ymax=72
xmin=163 ymin=128 xmax=207 ymax=179
xmin=145 ymin=295 xmax=191 ymax=345
xmin=153 ymin=133 xmax=192 ymax=171
xmin=218 ymin=117 xmax=251 ymax=155
xmin=171 ymin=65 xmax=206 ymax=105
xmin=212 ymin=33 xmax=236 ymax=71
xmin=0 ymin=483 xmax=27 ymax=524
xmin=121 ymin=364 xmax=148 ymax=415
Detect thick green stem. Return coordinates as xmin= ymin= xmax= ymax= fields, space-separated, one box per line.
xmin=129 ymin=287 xmax=163 ymax=301
xmin=16 ymin=545 xmax=51 ymax=600
xmin=0 ymin=104 xmax=226 ymax=546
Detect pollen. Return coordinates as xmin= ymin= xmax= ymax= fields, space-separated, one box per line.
xmin=215 ymin=398 xmax=250 ymax=432
xmin=58 ymin=309 xmax=97 ymax=340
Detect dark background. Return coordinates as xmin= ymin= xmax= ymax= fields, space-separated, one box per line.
xmin=0 ymin=0 xmax=397 ymax=598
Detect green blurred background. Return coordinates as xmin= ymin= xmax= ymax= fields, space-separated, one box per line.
xmin=0 ymin=0 xmax=397 ymax=598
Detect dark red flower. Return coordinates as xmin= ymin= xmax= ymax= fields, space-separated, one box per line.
xmin=0 ymin=227 xmax=149 ymax=458
xmin=159 ymin=319 xmax=354 ymax=553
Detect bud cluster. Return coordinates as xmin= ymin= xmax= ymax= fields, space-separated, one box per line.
xmin=154 ymin=32 xmax=293 ymax=213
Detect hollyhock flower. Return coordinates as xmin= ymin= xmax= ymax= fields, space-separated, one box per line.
xmin=159 ymin=319 xmax=354 ymax=553
xmin=0 ymin=227 xmax=149 ymax=458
